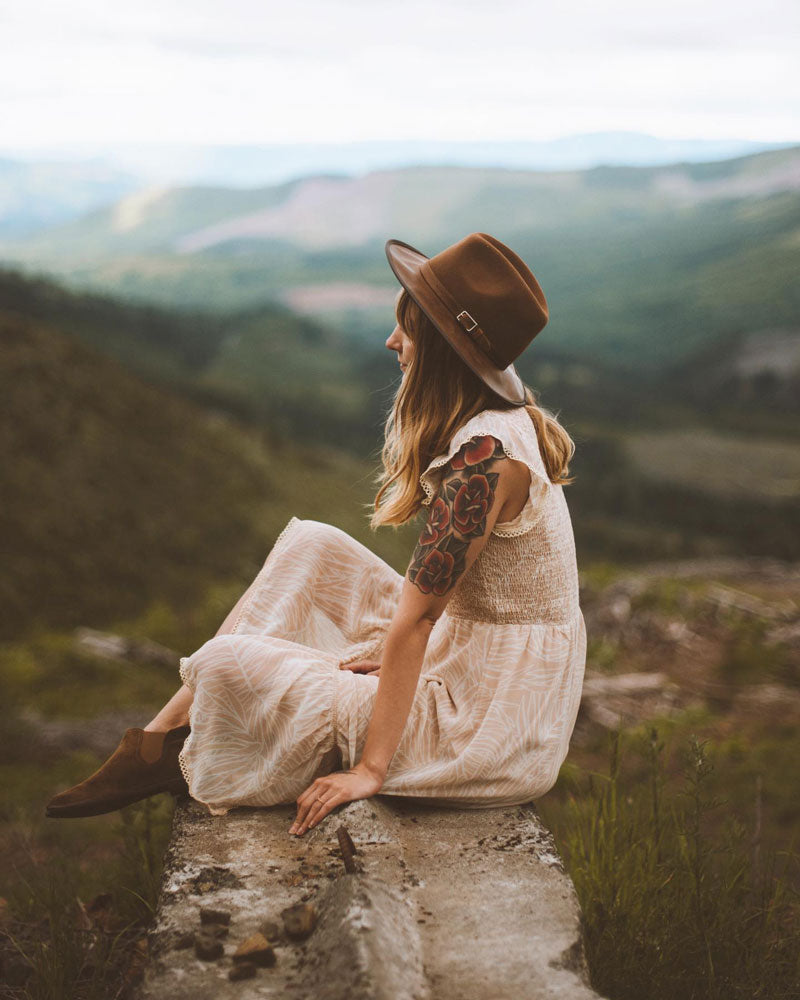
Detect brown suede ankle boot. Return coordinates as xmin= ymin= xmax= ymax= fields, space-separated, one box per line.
xmin=45 ymin=724 xmax=191 ymax=819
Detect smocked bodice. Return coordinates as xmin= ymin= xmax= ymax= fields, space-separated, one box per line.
xmin=419 ymin=406 xmax=581 ymax=627
xmin=446 ymin=487 xmax=580 ymax=625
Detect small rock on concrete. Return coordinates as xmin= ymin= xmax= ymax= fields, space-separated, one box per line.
xmin=228 ymin=961 xmax=258 ymax=981
xmin=200 ymin=906 xmax=231 ymax=926
xmin=173 ymin=931 xmax=194 ymax=950
xmin=194 ymin=932 xmax=224 ymax=960
xmin=233 ymin=933 xmax=276 ymax=967
xmin=281 ymin=902 xmax=317 ymax=940
xmin=201 ymin=922 xmax=229 ymax=939
xmin=259 ymin=919 xmax=281 ymax=941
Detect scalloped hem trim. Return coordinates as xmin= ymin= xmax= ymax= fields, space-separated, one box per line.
xmin=177 ymin=655 xmax=195 ymax=791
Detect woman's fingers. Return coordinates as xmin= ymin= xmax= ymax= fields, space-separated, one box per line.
xmin=290 ymin=767 xmax=383 ymax=837
xmin=295 ymin=778 xmax=326 ymax=808
xmin=290 ymin=790 xmax=319 ymax=832
xmin=297 ymin=791 xmax=342 ymax=834
xmin=339 ymin=659 xmax=381 ymax=673
xmin=291 ymin=785 xmax=343 ymax=835
xmin=294 ymin=777 xmax=336 ymax=823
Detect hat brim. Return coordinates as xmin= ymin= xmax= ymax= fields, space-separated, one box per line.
xmin=385 ymin=238 xmax=526 ymax=406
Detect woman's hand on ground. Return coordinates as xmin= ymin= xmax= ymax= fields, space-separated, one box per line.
xmin=289 ymin=762 xmax=384 ymax=836
xmin=338 ymin=658 xmax=381 ymax=677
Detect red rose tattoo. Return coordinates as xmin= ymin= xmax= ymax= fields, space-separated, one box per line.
xmin=448 ymin=434 xmax=501 ymax=470
xmin=409 ymin=434 xmax=506 ymax=597
xmin=451 ymin=473 xmax=494 ymax=536
xmin=409 ymin=534 xmax=468 ymax=595
xmin=418 ymin=496 xmax=450 ymax=545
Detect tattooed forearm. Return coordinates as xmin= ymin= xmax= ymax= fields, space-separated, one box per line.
xmin=408 ymin=435 xmax=506 ymax=596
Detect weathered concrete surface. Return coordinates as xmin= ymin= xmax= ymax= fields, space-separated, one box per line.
xmin=137 ymin=795 xmax=605 ymax=1000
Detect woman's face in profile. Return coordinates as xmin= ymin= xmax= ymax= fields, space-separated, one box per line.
xmin=385 ymin=319 xmax=414 ymax=375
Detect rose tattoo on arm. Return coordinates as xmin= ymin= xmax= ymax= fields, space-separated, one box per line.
xmin=409 ymin=434 xmax=507 ymax=596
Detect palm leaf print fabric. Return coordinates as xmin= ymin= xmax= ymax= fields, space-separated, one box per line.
xmin=178 ymin=406 xmax=587 ymax=816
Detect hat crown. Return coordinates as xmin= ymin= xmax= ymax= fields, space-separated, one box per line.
xmin=422 ymin=233 xmax=548 ymax=369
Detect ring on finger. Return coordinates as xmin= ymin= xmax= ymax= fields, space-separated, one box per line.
xmin=304 ymin=796 xmax=331 ymax=827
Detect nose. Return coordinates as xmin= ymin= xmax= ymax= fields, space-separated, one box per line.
xmin=385 ymin=324 xmax=401 ymax=351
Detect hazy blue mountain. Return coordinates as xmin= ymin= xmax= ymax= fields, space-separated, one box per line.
xmin=6 ymin=145 xmax=798 ymax=259
xmin=0 ymin=156 xmax=141 ymax=239
xmin=1 ymin=133 xmax=790 ymax=190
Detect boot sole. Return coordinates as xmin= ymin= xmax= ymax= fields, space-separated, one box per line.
xmin=45 ymin=778 xmax=189 ymax=819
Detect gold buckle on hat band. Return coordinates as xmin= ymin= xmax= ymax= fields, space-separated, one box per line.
xmin=456 ymin=310 xmax=478 ymax=333
xmin=418 ymin=263 xmax=504 ymax=367
xmin=457 ymin=309 xmax=501 ymax=366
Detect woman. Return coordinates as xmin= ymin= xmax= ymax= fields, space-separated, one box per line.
xmin=46 ymin=232 xmax=586 ymax=838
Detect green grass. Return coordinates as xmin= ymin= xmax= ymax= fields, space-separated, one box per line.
xmin=0 ymin=700 xmax=175 ymax=999
xmin=541 ymin=726 xmax=800 ymax=1000
xmin=622 ymin=430 xmax=800 ymax=501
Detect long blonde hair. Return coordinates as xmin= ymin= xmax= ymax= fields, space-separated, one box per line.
xmin=369 ymin=289 xmax=576 ymax=529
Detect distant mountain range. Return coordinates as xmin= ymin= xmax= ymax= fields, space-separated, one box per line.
xmin=1 ymin=132 xmax=795 ymax=240
xmin=0 ymin=157 xmax=141 ymax=239
xmin=2 ymin=145 xmax=798 ymax=380
xmin=4 ymin=132 xmax=792 ymax=189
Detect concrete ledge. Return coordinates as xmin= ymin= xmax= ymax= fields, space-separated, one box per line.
xmin=137 ymin=796 xmax=605 ymax=999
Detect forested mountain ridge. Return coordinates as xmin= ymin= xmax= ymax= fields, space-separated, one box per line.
xmin=1 ymin=145 xmax=797 ymax=375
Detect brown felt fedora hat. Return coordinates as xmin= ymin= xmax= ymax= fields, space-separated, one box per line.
xmin=385 ymin=232 xmax=549 ymax=406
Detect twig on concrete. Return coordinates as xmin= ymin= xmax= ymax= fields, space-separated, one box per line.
xmin=336 ymin=825 xmax=359 ymax=873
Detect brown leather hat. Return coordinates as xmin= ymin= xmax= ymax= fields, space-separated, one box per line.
xmin=385 ymin=232 xmax=549 ymax=406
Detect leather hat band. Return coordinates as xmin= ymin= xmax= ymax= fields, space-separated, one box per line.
xmin=419 ymin=260 xmax=504 ymax=368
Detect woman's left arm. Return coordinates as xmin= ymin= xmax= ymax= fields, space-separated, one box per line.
xmin=288 ymin=593 xmax=436 ymax=836
xmin=289 ymin=434 xmax=529 ymax=835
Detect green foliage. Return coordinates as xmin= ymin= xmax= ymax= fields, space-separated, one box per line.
xmin=0 ymin=302 xmax=411 ymax=642
xmin=586 ymin=636 xmax=621 ymax=674
xmin=550 ymin=728 xmax=800 ymax=1000
xmin=2 ymin=796 xmax=174 ymax=999
xmin=0 ymin=264 xmax=224 ymax=374
xmin=568 ymin=431 xmax=800 ymax=564
xmin=717 ymin=616 xmax=797 ymax=687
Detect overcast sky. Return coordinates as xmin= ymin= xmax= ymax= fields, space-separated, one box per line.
xmin=1 ymin=0 xmax=798 ymax=149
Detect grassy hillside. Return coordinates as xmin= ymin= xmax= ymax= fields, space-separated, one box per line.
xmin=0 ymin=265 xmax=392 ymax=454
xmin=2 ymin=258 xmax=797 ymax=639
xmin=0 ymin=306 xmax=418 ymax=643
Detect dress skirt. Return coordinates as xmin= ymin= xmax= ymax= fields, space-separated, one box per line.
xmin=178 ymin=516 xmax=587 ymax=816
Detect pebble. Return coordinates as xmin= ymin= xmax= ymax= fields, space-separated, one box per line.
xmin=200 ymin=906 xmax=231 ymax=926
xmin=173 ymin=930 xmax=194 ymax=950
xmin=281 ymin=902 xmax=317 ymax=940
xmin=259 ymin=919 xmax=281 ymax=941
xmin=229 ymin=961 xmax=257 ymax=981
xmin=233 ymin=932 xmax=276 ymax=967
xmin=194 ymin=932 xmax=224 ymax=960
xmin=202 ymin=922 xmax=229 ymax=939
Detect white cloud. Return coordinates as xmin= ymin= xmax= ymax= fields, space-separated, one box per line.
xmin=0 ymin=0 xmax=797 ymax=145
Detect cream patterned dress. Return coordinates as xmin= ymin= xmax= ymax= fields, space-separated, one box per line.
xmin=178 ymin=405 xmax=587 ymax=815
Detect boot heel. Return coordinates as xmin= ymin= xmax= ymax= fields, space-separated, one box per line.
xmin=165 ymin=777 xmax=189 ymax=798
